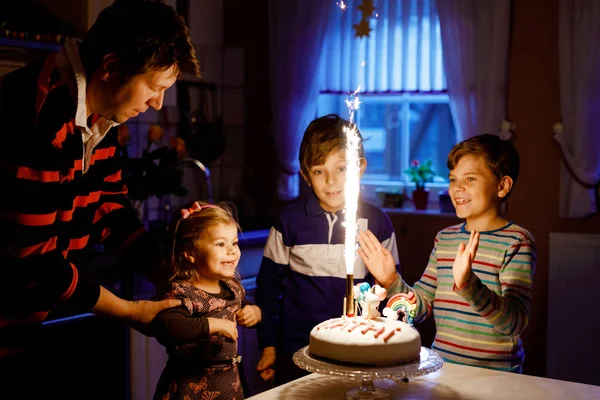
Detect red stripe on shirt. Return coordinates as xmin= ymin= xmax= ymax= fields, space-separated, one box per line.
xmin=17 ymin=236 xmax=58 ymax=257
xmin=435 ymin=338 xmax=513 ymax=354
xmin=90 ymin=147 xmax=116 ymax=165
xmin=69 ymin=235 xmax=89 ymax=250
xmin=436 ymin=299 xmax=470 ymax=307
xmin=423 ymin=273 xmax=437 ymax=281
xmin=16 ymin=166 xmax=60 ymax=182
xmin=57 ymin=263 xmax=78 ymax=301
xmin=93 ymin=202 xmax=124 ymax=224
xmin=51 ymin=120 xmax=76 ymax=149
xmin=104 ymin=170 xmax=121 ymax=183
xmin=73 ymin=191 xmax=102 ymax=207
xmin=438 ymin=258 xmax=502 ymax=269
xmin=4 ymin=211 xmax=56 ymax=226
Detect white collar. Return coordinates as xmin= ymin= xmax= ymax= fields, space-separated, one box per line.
xmin=55 ymin=38 xmax=119 ymax=131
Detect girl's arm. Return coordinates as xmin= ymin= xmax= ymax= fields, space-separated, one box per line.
xmin=151 ymin=306 xmax=210 ymax=347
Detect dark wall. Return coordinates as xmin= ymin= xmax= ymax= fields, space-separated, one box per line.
xmin=506 ymin=0 xmax=600 ymax=377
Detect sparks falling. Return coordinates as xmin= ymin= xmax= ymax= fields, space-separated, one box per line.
xmin=343 ymin=86 xmax=362 ymax=275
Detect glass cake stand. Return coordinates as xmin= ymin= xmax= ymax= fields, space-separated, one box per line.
xmin=293 ymin=346 xmax=443 ymax=399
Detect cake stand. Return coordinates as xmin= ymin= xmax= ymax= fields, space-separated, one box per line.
xmin=293 ymin=346 xmax=443 ymax=400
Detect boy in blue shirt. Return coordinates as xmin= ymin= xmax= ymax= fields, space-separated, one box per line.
xmin=255 ymin=114 xmax=401 ymax=385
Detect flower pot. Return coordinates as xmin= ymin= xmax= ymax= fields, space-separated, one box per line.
xmin=412 ymin=189 xmax=430 ymax=210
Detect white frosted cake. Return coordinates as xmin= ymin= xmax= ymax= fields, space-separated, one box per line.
xmin=308 ymin=283 xmax=422 ymax=366
xmin=309 ymin=316 xmax=421 ymax=366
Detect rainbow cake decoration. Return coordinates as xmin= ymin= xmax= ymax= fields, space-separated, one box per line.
xmin=383 ymin=292 xmax=417 ymax=325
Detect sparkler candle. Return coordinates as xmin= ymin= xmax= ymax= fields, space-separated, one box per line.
xmin=343 ymin=87 xmax=362 ymax=317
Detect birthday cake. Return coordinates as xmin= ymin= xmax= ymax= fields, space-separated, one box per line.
xmin=309 ymin=284 xmax=421 ymax=366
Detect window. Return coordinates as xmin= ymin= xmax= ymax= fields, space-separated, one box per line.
xmin=319 ymin=0 xmax=456 ymax=187
xmin=318 ymin=93 xmax=455 ymax=182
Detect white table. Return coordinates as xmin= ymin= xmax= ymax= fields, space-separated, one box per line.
xmin=246 ymin=362 xmax=600 ymax=399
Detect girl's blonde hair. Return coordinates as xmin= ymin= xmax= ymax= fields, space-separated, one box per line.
xmin=165 ymin=201 xmax=240 ymax=284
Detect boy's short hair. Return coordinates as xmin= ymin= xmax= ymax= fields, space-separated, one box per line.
xmin=80 ymin=0 xmax=200 ymax=82
xmin=299 ymin=114 xmax=364 ymax=176
xmin=447 ymin=133 xmax=520 ymax=200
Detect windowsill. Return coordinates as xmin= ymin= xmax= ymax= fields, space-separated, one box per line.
xmin=382 ymin=207 xmax=457 ymax=218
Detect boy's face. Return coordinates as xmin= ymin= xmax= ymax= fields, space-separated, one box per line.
xmin=301 ymin=149 xmax=366 ymax=213
xmin=448 ymin=154 xmax=506 ymax=223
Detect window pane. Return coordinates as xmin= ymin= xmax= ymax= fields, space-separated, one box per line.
xmin=359 ymin=102 xmax=389 ymax=175
xmin=408 ymin=102 xmax=455 ymax=180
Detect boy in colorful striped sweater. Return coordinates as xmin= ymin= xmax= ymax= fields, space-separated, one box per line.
xmin=358 ymin=134 xmax=536 ymax=373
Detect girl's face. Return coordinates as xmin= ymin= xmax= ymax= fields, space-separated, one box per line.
xmin=193 ymin=222 xmax=240 ymax=280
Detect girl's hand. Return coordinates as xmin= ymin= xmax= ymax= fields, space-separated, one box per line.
xmin=207 ymin=318 xmax=238 ymax=341
xmin=256 ymin=346 xmax=276 ymax=381
xmin=357 ymin=230 xmax=398 ymax=288
xmin=236 ymin=305 xmax=262 ymax=327
xmin=453 ymin=229 xmax=480 ymax=288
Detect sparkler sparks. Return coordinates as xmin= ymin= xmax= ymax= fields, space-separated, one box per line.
xmin=337 ymin=1 xmax=348 ymax=12
xmin=343 ymin=86 xmax=362 ymax=276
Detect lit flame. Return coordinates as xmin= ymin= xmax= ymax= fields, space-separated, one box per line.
xmin=344 ymin=86 xmax=362 ymax=275
xmin=337 ymin=1 xmax=348 ymax=12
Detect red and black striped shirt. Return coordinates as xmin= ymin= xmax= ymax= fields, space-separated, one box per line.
xmin=0 ymin=53 xmax=159 ymax=357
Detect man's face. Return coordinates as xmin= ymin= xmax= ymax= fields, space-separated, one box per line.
xmin=99 ymin=65 xmax=178 ymax=124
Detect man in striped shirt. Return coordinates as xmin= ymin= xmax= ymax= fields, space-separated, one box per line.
xmin=0 ymin=0 xmax=200 ymax=392
xmin=358 ymin=134 xmax=536 ymax=373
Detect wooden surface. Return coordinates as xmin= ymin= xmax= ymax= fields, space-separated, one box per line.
xmin=246 ymin=361 xmax=600 ymax=400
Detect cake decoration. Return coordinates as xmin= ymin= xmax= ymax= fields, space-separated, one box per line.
xmin=384 ymin=292 xmax=418 ymax=324
xmin=352 ymin=282 xmax=387 ymax=319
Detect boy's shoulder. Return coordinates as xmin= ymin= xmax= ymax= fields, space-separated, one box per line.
xmin=502 ymin=222 xmax=536 ymax=245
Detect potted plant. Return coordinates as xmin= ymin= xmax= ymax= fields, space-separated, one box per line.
xmin=406 ymin=159 xmax=435 ymax=210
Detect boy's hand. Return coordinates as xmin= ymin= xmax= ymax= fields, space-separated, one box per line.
xmin=236 ymin=305 xmax=262 ymax=327
xmin=207 ymin=318 xmax=238 ymax=341
xmin=453 ymin=229 xmax=480 ymax=288
xmin=256 ymin=346 xmax=276 ymax=381
xmin=357 ymin=230 xmax=398 ymax=288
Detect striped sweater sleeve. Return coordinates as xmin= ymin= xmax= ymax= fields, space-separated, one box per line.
xmin=89 ymin=129 xmax=163 ymax=285
xmin=387 ymin=235 xmax=439 ymax=323
xmin=255 ymin=225 xmax=290 ymax=349
xmin=454 ymin=238 xmax=536 ymax=336
xmin=0 ymin=139 xmax=100 ymax=315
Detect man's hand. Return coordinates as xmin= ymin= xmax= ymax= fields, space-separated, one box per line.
xmin=236 ymin=305 xmax=261 ymax=327
xmin=256 ymin=346 xmax=276 ymax=381
xmin=453 ymin=229 xmax=479 ymax=289
xmin=357 ymin=230 xmax=398 ymax=288
xmin=208 ymin=318 xmax=238 ymax=341
xmin=93 ymin=286 xmax=181 ymax=336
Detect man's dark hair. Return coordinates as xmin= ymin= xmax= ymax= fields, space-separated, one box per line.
xmin=79 ymin=0 xmax=200 ymax=81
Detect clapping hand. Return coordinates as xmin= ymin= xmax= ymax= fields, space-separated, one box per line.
xmin=357 ymin=230 xmax=398 ymax=288
xmin=453 ymin=229 xmax=480 ymax=288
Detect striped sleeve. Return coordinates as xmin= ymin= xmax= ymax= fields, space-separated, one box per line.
xmin=387 ymin=235 xmax=439 ymax=323
xmin=454 ymin=238 xmax=536 ymax=336
xmin=89 ymin=129 xmax=164 ymax=285
xmin=0 ymin=144 xmax=100 ymax=315
xmin=255 ymin=225 xmax=290 ymax=349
